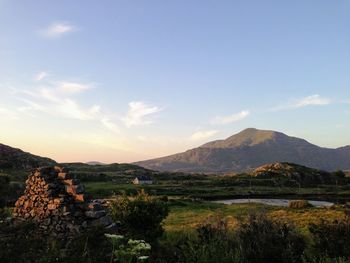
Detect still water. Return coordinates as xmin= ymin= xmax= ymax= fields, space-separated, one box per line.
xmin=213 ymin=199 xmax=334 ymax=208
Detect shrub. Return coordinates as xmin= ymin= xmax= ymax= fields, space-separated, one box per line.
xmin=105 ymin=234 xmax=151 ymax=263
xmin=152 ymin=216 xmax=240 ymax=263
xmin=236 ymin=213 xmax=306 ymax=263
xmin=110 ymin=190 xmax=169 ymax=243
xmin=308 ymin=217 xmax=350 ymax=259
xmin=194 ymin=216 xmax=240 ymax=263
xmin=0 ymin=207 xmax=11 ymax=221
xmin=288 ymin=200 xmax=312 ymax=209
xmin=0 ymin=174 xmax=10 ymax=208
xmin=0 ymin=221 xmax=112 ymax=263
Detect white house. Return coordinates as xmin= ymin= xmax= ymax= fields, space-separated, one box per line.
xmin=132 ymin=175 xmax=153 ymax=185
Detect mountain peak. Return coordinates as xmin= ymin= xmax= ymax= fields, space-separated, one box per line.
xmin=201 ymin=128 xmax=285 ymax=148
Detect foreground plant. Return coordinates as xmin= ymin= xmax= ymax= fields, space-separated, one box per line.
xmin=110 ymin=190 xmax=169 ymax=243
xmin=105 ymin=234 xmax=151 ymax=263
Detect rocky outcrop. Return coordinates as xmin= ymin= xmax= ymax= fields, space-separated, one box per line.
xmin=251 ymin=162 xmax=344 ymax=186
xmin=13 ymin=166 xmax=114 ymax=238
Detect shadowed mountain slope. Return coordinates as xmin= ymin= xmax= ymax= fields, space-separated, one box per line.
xmin=0 ymin=143 xmax=56 ymax=170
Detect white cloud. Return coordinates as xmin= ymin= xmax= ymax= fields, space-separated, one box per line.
xmin=101 ymin=118 xmax=120 ymax=133
xmin=39 ymin=88 xmax=60 ymax=102
xmin=123 ymin=101 xmax=161 ymax=127
xmin=35 ymin=71 xmax=49 ymax=81
xmin=16 ymin=79 xmax=100 ymax=121
xmin=211 ymin=110 xmax=250 ymax=125
xmin=272 ymin=94 xmax=331 ymax=111
xmin=17 ymin=98 xmax=45 ymax=112
xmin=40 ymin=22 xmax=76 ymax=38
xmin=190 ymin=130 xmax=218 ymax=141
xmin=293 ymin=94 xmax=330 ymax=108
xmin=13 ymin=74 xmax=122 ymax=135
xmin=57 ymin=99 xmax=98 ymax=120
xmin=0 ymin=107 xmax=19 ymax=120
xmin=58 ymin=81 xmax=91 ymax=94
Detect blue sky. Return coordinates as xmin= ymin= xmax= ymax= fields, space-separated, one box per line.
xmin=1 ymin=0 xmax=349 ymax=163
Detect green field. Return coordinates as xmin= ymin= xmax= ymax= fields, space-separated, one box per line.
xmin=162 ymin=199 xmax=347 ymax=232
xmin=84 ymin=180 xmax=350 ymax=202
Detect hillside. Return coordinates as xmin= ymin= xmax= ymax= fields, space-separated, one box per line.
xmin=135 ymin=128 xmax=350 ymax=173
xmin=252 ymin=162 xmax=346 ymax=186
xmin=0 ymin=143 xmax=56 ymax=170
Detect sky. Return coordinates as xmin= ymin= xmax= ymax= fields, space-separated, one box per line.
xmin=0 ymin=0 xmax=350 ymax=163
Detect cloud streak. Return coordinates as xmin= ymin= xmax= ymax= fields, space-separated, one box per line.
xmin=122 ymin=101 xmax=161 ymax=127
xmin=0 ymin=107 xmax=19 ymax=120
xmin=211 ymin=110 xmax=250 ymax=125
xmin=40 ymin=22 xmax=76 ymax=38
xmin=58 ymin=81 xmax=92 ymax=94
xmin=272 ymin=94 xmax=331 ymax=111
xmin=35 ymin=71 xmax=49 ymax=81
xmin=190 ymin=130 xmax=218 ymax=141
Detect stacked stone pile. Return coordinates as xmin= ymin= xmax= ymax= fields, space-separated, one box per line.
xmin=13 ymin=166 xmax=114 ymax=237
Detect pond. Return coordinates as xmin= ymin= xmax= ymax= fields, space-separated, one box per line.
xmin=213 ymin=199 xmax=334 ymax=208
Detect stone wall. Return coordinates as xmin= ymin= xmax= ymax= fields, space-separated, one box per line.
xmin=13 ymin=166 xmax=114 ymax=237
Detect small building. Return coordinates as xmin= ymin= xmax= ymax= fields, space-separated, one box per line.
xmin=132 ymin=175 xmax=153 ymax=185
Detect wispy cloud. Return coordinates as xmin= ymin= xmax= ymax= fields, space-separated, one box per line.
xmin=15 ymin=78 xmax=96 ymax=118
xmin=211 ymin=110 xmax=250 ymax=125
xmin=57 ymin=99 xmax=100 ymax=120
xmin=0 ymin=107 xmax=19 ymax=120
xmin=12 ymin=74 xmax=123 ymax=133
xmin=101 ymin=117 xmax=120 ymax=133
xmin=40 ymin=22 xmax=76 ymax=38
xmin=58 ymin=81 xmax=92 ymax=94
xmin=272 ymin=94 xmax=331 ymax=111
xmin=122 ymin=101 xmax=161 ymax=127
xmin=292 ymin=95 xmax=330 ymax=108
xmin=190 ymin=130 xmax=218 ymax=141
xmin=35 ymin=71 xmax=49 ymax=81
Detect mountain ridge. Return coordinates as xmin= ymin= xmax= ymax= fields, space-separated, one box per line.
xmin=135 ymin=128 xmax=350 ymax=173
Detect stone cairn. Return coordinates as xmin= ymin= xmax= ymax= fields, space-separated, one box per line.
xmin=13 ymin=166 xmax=114 ymax=237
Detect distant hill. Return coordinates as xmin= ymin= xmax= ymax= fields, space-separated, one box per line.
xmin=86 ymin=161 xmax=107 ymax=165
xmin=135 ymin=128 xmax=350 ymax=173
xmin=252 ymin=162 xmax=346 ymax=186
xmin=0 ymin=143 xmax=56 ymax=170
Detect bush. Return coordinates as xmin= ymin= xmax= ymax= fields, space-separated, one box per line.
xmin=308 ymin=217 xmax=350 ymax=259
xmin=0 ymin=221 xmax=112 ymax=263
xmin=110 ymin=190 xmax=169 ymax=243
xmin=0 ymin=174 xmax=10 ymax=208
xmin=288 ymin=200 xmax=312 ymax=209
xmin=236 ymin=213 xmax=306 ymax=263
xmin=105 ymin=234 xmax=151 ymax=263
xmin=152 ymin=216 xmax=239 ymax=263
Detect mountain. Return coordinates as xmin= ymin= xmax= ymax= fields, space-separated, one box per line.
xmin=135 ymin=128 xmax=350 ymax=173
xmin=0 ymin=143 xmax=56 ymax=170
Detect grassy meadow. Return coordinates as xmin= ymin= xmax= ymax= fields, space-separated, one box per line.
xmin=163 ymin=199 xmax=347 ymax=232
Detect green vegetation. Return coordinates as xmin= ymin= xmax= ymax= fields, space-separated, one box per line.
xmin=110 ymin=190 xmax=169 ymax=243
xmin=1 ymin=162 xmax=350 ymax=262
xmin=236 ymin=213 xmax=305 ymax=263
xmin=105 ymin=234 xmax=151 ymax=262
xmin=0 ymin=222 xmax=112 ymax=263
xmin=1 ymin=193 xmax=350 ymax=262
xmin=163 ymin=199 xmax=347 ymax=232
